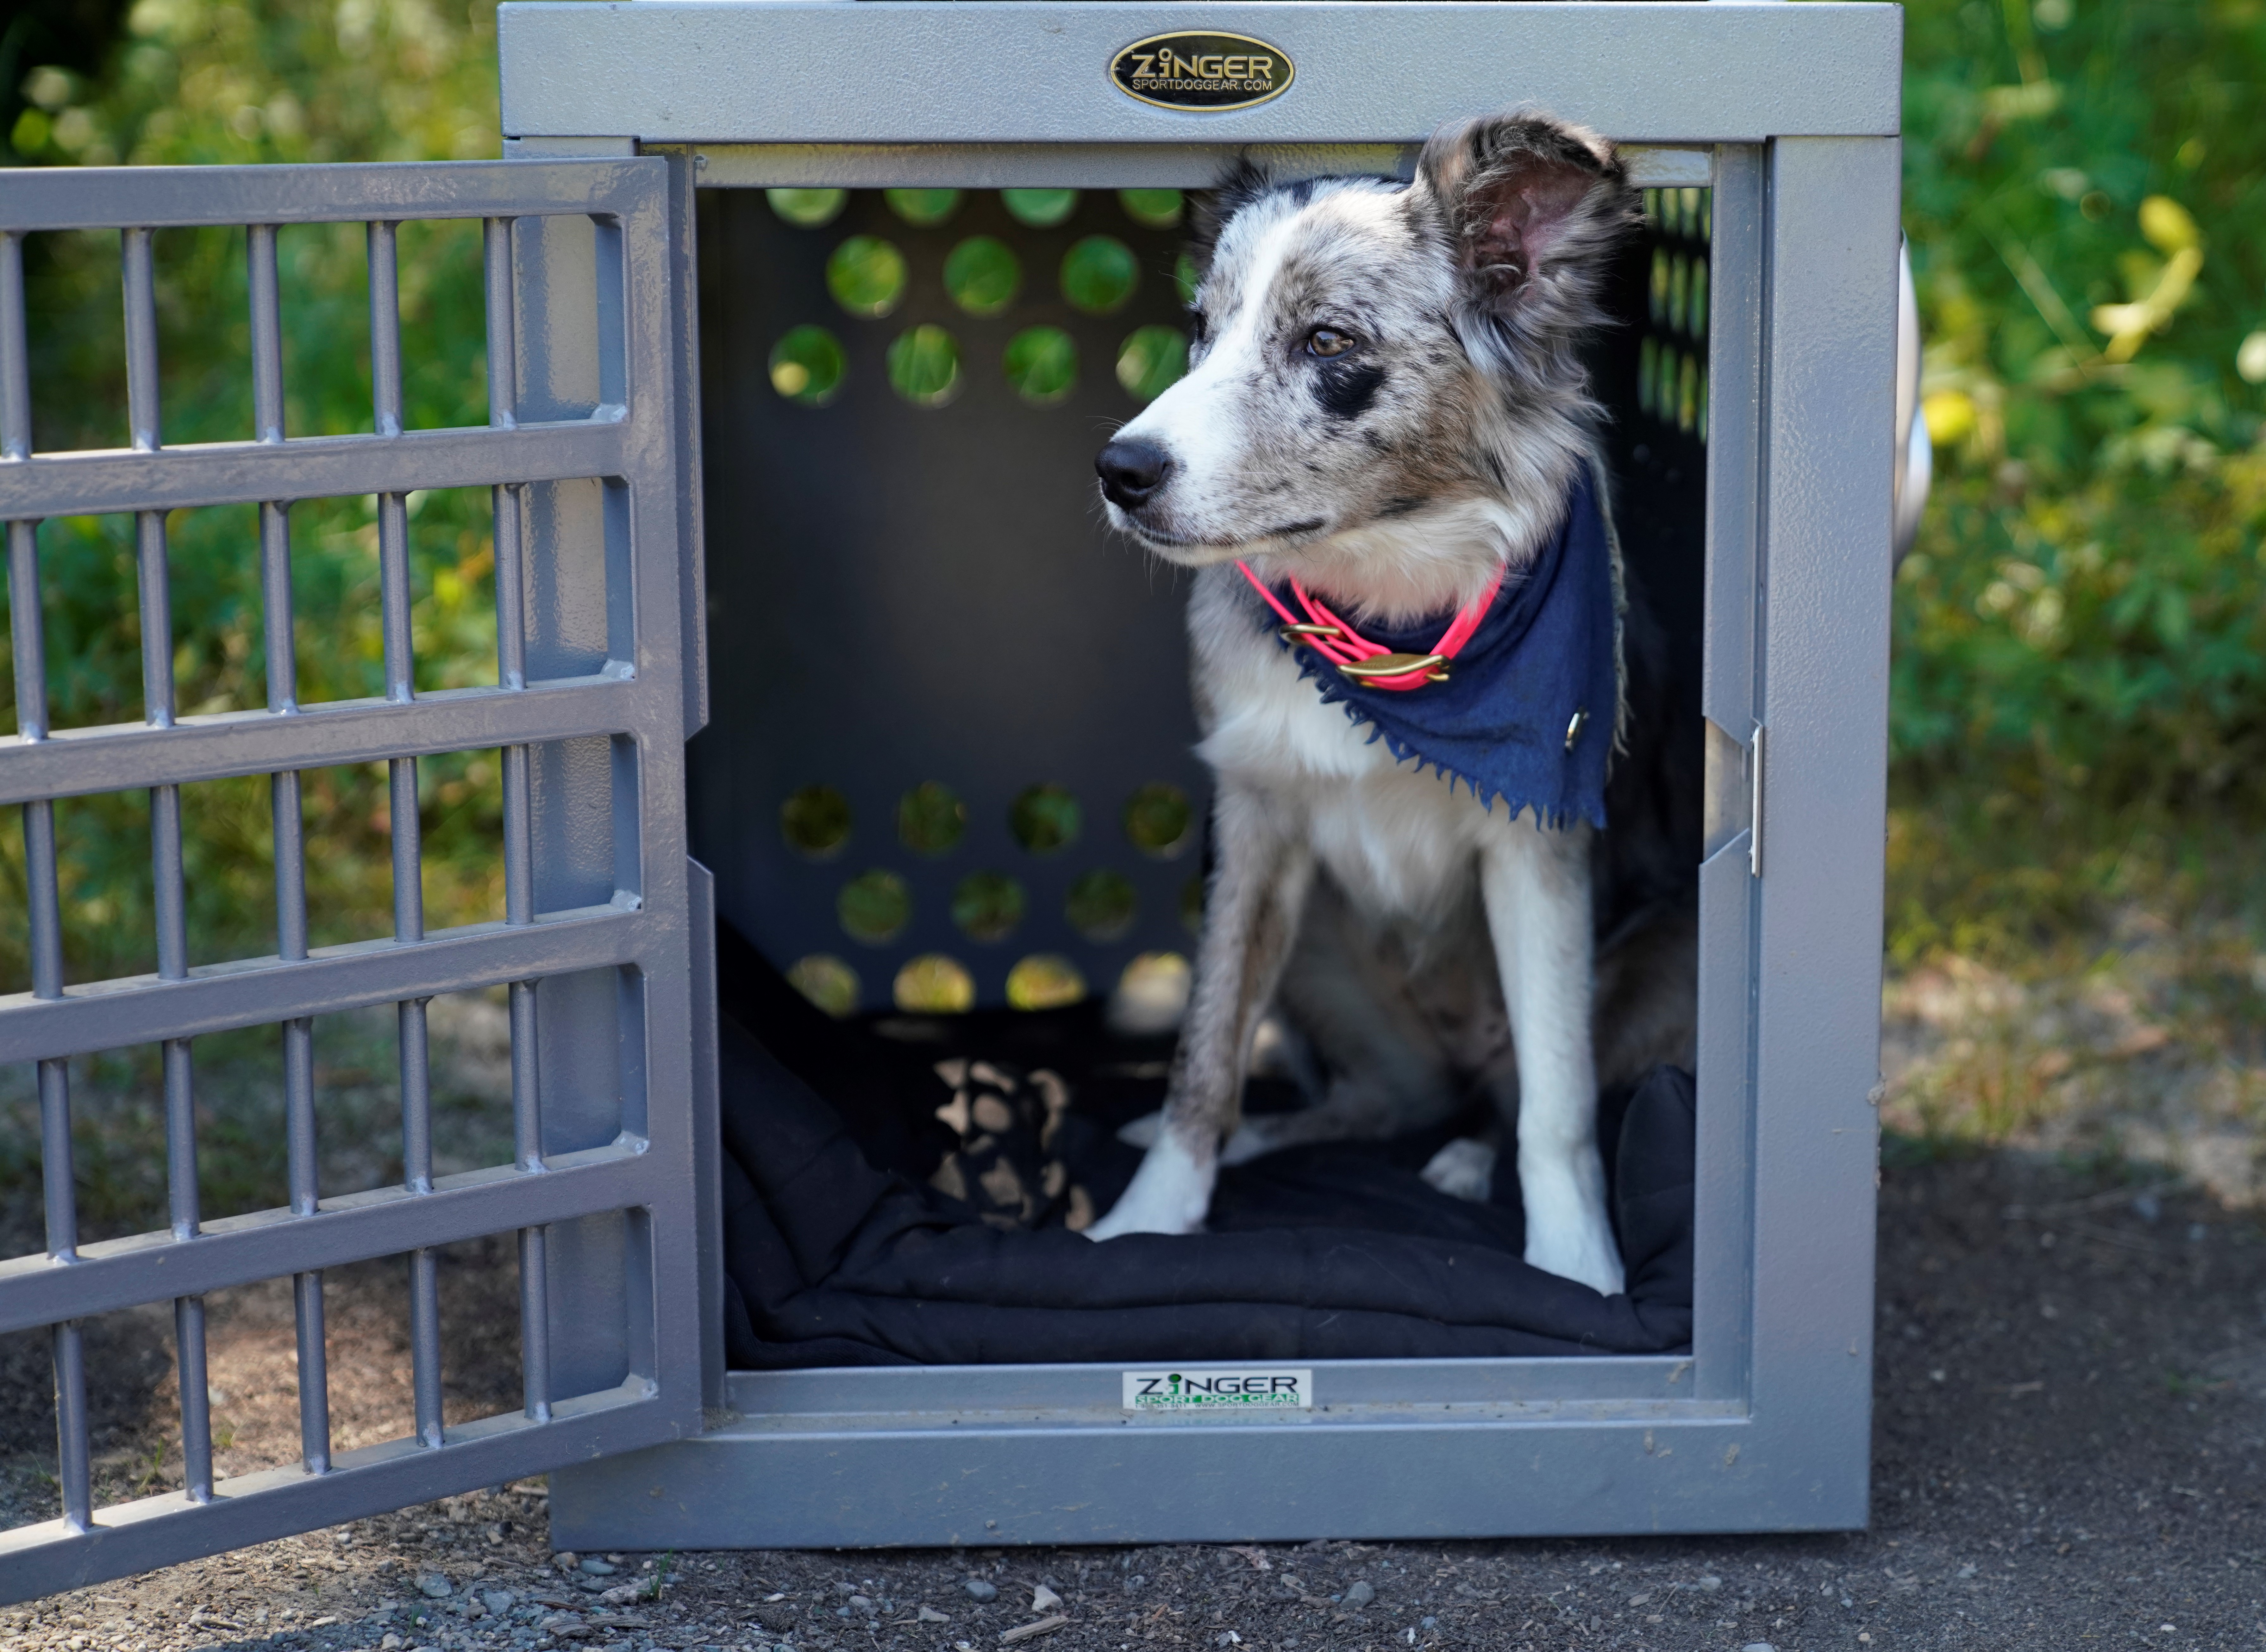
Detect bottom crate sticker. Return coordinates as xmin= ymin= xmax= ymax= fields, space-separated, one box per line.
xmin=1122 ymin=1368 xmax=1313 ymax=1411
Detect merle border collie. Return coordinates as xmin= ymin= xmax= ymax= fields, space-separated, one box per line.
xmin=1085 ymin=109 xmax=1702 ymax=1296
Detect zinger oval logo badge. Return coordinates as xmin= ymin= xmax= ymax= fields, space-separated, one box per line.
xmin=1110 ymin=31 xmax=1294 ymax=113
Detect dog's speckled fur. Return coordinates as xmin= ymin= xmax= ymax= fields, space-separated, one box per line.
xmin=1086 ymin=111 xmax=1684 ymax=1296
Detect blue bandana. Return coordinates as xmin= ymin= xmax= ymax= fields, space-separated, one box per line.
xmin=1254 ymin=467 xmax=1618 ymax=829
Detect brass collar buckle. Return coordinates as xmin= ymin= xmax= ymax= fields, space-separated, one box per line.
xmin=1336 ymin=651 xmax=1450 ymax=684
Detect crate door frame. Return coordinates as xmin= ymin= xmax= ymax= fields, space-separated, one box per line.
xmin=502 ymin=0 xmax=1902 ymax=1543
xmin=0 ymin=154 xmax=711 ymax=1601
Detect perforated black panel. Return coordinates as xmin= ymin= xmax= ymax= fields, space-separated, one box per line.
xmin=1595 ymin=189 xmax=1710 ymax=738
xmin=691 ymin=188 xmax=1209 ymax=1013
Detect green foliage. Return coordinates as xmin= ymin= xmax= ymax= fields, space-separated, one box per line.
xmin=10 ymin=0 xmax=503 ymax=169
xmin=1897 ymin=0 xmax=2266 ymax=830
xmin=1892 ymin=454 xmax=2266 ymax=807
xmin=0 ymin=0 xmax=505 ymax=991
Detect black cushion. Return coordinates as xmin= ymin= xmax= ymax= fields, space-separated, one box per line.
xmin=715 ymin=924 xmax=1694 ymax=1367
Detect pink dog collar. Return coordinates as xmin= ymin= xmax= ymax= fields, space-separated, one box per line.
xmin=1235 ymin=561 xmax=1505 ymax=691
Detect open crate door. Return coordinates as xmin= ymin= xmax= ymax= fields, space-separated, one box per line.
xmin=0 ymin=155 xmax=713 ymax=1599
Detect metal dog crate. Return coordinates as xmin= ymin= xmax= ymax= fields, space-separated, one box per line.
xmin=0 ymin=0 xmax=1900 ymax=1595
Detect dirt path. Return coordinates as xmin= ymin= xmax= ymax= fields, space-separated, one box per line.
xmin=4 ymin=1149 xmax=2263 ymax=1650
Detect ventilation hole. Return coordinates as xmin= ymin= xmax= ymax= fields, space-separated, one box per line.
xmin=1637 ymin=337 xmax=1658 ymax=418
xmin=1009 ymin=784 xmax=1081 ymax=854
xmin=1002 ymin=188 xmax=1079 ymax=228
xmin=885 ymin=188 xmax=962 ymax=227
xmin=952 ymin=872 xmax=1026 ymax=942
xmin=1668 ymin=254 xmax=1690 ymax=339
xmin=1688 ymin=258 xmax=1709 ymax=340
xmin=769 ymin=325 xmax=847 ymax=406
xmin=1180 ymin=874 xmax=1205 ymax=935
xmin=1677 ymin=354 xmax=1700 ymax=434
xmin=1003 ymin=326 xmax=1078 ymax=405
xmin=1061 ymin=235 xmax=1139 ymax=315
xmin=1697 ymin=365 xmax=1709 ymax=442
xmin=1119 ymin=189 xmax=1184 ymax=230
xmin=1066 ymin=868 xmax=1137 ymax=942
xmin=897 ymin=781 xmax=967 ymax=855
xmin=887 ymin=325 xmax=962 ymax=407
xmin=1174 ymin=250 xmax=1202 ymax=303
xmin=896 ymin=954 xmax=975 ymax=1014
xmin=1122 ymin=781 xmax=1192 ymax=857
xmin=1112 ymin=951 xmax=1191 ymax=1035
xmin=944 ymin=236 xmax=1022 ymax=316
xmin=786 ymin=954 xmax=860 ymax=1017
xmin=780 ymin=784 xmax=852 ymax=857
xmin=838 ymin=869 xmax=911 ymax=944
xmin=826 ymin=235 xmax=908 ymax=318
xmin=1680 ymin=187 xmax=1703 ymax=239
xmin=767 ymin=187 xmax=848 ymax=228
xmin=1649 ymin=247 xmax=1669 ymax=327
xmin=1006 ymin=954 xmax=1087 ymax=1012
xmin=1117 ymin=325 xmax=1189 ymax=403
xmin=1699 ymin=191 xmax=1713 ymax=241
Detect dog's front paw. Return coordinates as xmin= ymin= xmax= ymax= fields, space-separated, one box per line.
xmin=1419 ymin=1136 xmax=1498 ymax=1202
xmin=1518 ymin=1151 xmax=1626 ymax=1293
xmin=1523 ymin=1224 xmax=1625 ymax=1296
xmin=1084 ymin=1134 xmax=1215 ymax=1240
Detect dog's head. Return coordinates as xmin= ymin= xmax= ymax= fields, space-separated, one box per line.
xmin=1096 ymin=110 xmax=1637 ymax=603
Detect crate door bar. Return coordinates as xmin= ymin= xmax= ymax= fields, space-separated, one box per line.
xmin=1689 ymin=143 xmax=1764 ymax=1407
xmin=15 ymin=227 xmax=98 ymax=1537
xmin=0 ymin=229 xmax=71 ymax=1268
xmin=121 ymin=230 xmax=193 ymax=985
xmin=362 ymin=211 xmax=450 ymax=1453
xmin=401 ymin=1006 xmax=446 ymax=1448
xmin=1746 ymin=135 xmax=1900 ymax=1525
xmin=246 ymin=217 xmax=339 ymax=1476
xmin=482 ymin=210 xmax=555 ymax=1424
xmin=249 ymin=224 xmax=311 ymax=966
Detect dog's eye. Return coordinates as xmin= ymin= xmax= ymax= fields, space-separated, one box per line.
xmin=1305 ymin=327 xmax=1356 ymax=358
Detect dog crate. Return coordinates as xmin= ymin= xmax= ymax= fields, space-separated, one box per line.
xmin=0 ymin=0 xmax=1902 ymax=1596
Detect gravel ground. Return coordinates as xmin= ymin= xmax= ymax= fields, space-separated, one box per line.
xmin=5 ymin=1148 xmax=2265 ymax=1651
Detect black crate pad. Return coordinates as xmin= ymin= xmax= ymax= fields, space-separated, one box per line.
xmin=713 ymin=924 xmax=1694 ymax=1367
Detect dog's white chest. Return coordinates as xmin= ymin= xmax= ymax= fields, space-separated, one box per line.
xmin=1192 ymin=599 xmax=1497 ymax=921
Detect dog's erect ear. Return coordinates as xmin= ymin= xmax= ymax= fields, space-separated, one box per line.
xmin=1417 ymin=111 xmax=1632 ymax=314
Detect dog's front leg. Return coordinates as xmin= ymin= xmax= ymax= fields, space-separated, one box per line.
xmin=1480 ymin=816 xmax=1625 ymax=1294
xmin=1086 ymin=785 xmax=1312 ymax=1239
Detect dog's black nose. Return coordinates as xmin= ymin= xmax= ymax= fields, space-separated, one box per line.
xmin=1096 ymin=438 xmax=1173 ymax=509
